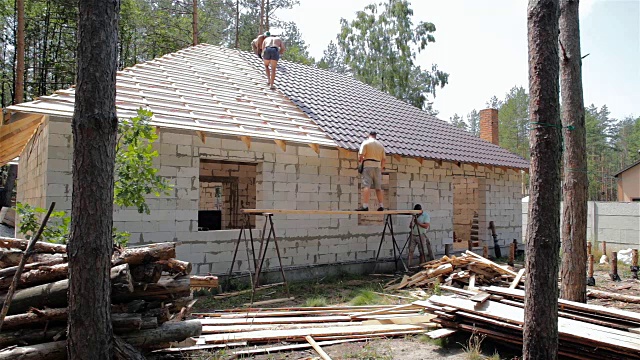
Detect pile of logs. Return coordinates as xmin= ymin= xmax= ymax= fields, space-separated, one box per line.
xmin=0 ymin=237 xmax=201 ymax=359
xmin=387 ymin=251 xmax=521 ymax=291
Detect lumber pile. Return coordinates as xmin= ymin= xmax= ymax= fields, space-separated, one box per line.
xmin=414 ymin=287 xmax=640 ymax=359
xmin=387 ymin=251 xmax=520 ymax=290
xmin=152 ymin=305 xmax=437 ymax=357
xmin=0 ymin=238 xmax=201 ymax=359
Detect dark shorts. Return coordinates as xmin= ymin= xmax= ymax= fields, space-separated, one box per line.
xmin=264 ymin=47 xmax=280 ymax=61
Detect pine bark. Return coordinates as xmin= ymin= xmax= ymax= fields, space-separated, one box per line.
xmin=14 ymin=0 xmax=25 ymax=104
xmin=559 ymin=0 xmax=587 ymax=303
xmin=112 ymin=243 xmax=176 ymax=266
xmin=67 ymin=0 xmax=120 ymax=358
xmin=0 ymin=165 xmax=17 ymax=208
xmin=0 ymin=237 xmax=67 ymax=253
xmin=524 ymin=0 xmax=561 ymax=359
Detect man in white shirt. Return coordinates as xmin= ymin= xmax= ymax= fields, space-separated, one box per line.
xmin=356 ymin=131 xmax=386 ymax=211
xmin=261 ymin=32 xmax=286 ymax=89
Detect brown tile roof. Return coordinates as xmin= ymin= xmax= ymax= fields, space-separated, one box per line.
xmin=240 ymin=50 xmax=529 ymax=169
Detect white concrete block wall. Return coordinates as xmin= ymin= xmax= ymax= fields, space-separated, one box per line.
xmin=19 ymin=116 xmax=523 ymax=275
xmin=523 ymin=201 xmax=640 ymax=250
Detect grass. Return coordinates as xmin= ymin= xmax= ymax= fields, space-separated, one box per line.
xmin=304 ymin=296 xmax=328 ymax=307
xmin=462 ymin=333 xmax=486 ymax=360
xmin=417 ymin=334 xmax=448 ymax=347
xmin=350 ymin=289 xmax=384 ymax=306
xmin=344 ymin=343 xmax=393 ymax=360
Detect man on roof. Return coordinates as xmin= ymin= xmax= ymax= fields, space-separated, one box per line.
xmin=261 ymin=31 xmax=286 ymax=89
xmin=250 ymin=34 xmax=266 ymax=59
xmin=356 ymin=131 xmax=386 ymax=211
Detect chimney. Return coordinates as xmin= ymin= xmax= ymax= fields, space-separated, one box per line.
xmin=479 ymin=108 xmax=499 ymax=145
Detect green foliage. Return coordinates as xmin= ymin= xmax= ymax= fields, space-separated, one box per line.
xmin=337 ymin=0 xmax=448 ymax=110
xmin=16 ymin=203 xmax=69 ymax=243
xmin=496 ymin=86 xmax=530 ymax=160
xmin=16 ymin=203 xmax=130 ymax=246
xmin=467 ymin=109 xmax=480 ymax=137
xmin=349 ymin=289 xmax=382 ymax=305
xmin=303 ymin=296 xmax=328 ymax=307
xmin=450 ymin=113 xmax=468 ymax=131
xmin=280 ymin=21 xmax=315 ymax=65
xmin=317 ymin=40 xmax=348 ymax=73
xmin=115 ymin=109 xmax=172 ymax=214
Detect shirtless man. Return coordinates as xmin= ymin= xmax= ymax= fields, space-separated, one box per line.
xmin=261 ymin=32 xmax=286 ymax=89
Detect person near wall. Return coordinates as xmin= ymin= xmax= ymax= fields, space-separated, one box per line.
xmin=250 ymin=34 xmax=266 ymax=59
xmin=356 ymin=131 xmax=386 ymax=211
xmin=408 ymin=203 xmax=431 ymax=266
xmin=261 ymin=32 xmax=286 ymax=89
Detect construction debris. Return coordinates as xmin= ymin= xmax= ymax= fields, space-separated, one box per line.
xmin=414 ymin=286 xmax=640 ymax=359
xmin=152 ymin=305 xmax=437 ymax=356
xmin=0 ymin=238 xmax=200 ymax=358
xmin=387 ymin=251 xmax=521 ymax=290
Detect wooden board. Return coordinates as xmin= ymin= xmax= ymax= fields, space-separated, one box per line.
xmin=231 ymin=338 xmax=365 ymax=357
xmin=242 ymin=209 xmax=421 ymax=215
xmin=306 ymin=335 xmax=333 ymax=360
xmin=509 ymin=269 xmax=525 ymax=289
xmin=202 ymin=322 xmax=365 ymax=334
xmin=200 ymin=324 xmax=425 ymax=344
xmin=244 ymin=297 xmax=295 ymax=307
xmin=426 ymin=328 xmax=458 ymax=339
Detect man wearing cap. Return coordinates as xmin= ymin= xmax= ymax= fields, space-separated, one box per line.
xmin=356 ymin=131 xmax=386 ymax=211
xmin=408 ymin=204 xmax=432 ymax=266
xmin=261 ymin=32 xmax=286 ymax=89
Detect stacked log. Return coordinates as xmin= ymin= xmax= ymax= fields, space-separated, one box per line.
xmin=0 ymin=238 xmax=201 ymax=359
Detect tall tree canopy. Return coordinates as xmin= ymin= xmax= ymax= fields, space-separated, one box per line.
xmin=337 ymin=0 xmax=448 ymax=111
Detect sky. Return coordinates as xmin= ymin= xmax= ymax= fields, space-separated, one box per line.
xmin=276 ymin=0 xmax=639 ymax=122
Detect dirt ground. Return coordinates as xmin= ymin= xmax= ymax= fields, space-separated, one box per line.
xmin=187 ymin=257 xmax=639 ymax=360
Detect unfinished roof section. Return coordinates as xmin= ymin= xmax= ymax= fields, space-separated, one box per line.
xmin=3 ymin=44 xmax=335 ymax=165
xmin=239 ymin=51 xmax=529 ymax=170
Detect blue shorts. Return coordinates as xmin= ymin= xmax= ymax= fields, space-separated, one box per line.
xmin=263 ymin=47 xmax=280 ymax=61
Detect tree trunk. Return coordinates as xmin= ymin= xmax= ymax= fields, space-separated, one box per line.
xmin=113 ymin=336 xmax=146 ymax=360
xmin=235 ymin=0 xmax=239 ymax=48
xmin=0 ymin=165 xmax=17 ymax=208
xmin=119 ymin=319 xmax=201 ymax=349
xmin=524 ymin=0 xmax=561 ymax=359
xmin=67 ymin=0 xmax=119 ymax=357
xmin=259 ymin=0 xmax=265 ymax=34
xmin=0 ymin=237 xmax=67 ymax=253
xmin=0 ymin=308 xmax=67 ymax=330
xmin=14 ymin=0 xmax=24 ymax=104
xmin=0 ymin=326 xmax=66 ymax=348
xmin=559 ymin=0 xmax=587 ymax=303
xmin=112 ymin=276 xmax=190 ymax=303
xmin=0 ymin=257 xmax=66 ymax=279
xmin=130 ymin=263 xmax=162 ymax=283
xmin=0 ymin=263 xmax=68 ymax=290
xmin=112 ymin=243 xmax=175 ymax=266
xmin=1 ymin=264 xmax=133 ymax=315
xmin=0 ymin=251 xmax=66 ymax=268
xmin=0 ymin=340 xmax=66 ymax=360
xmin=192 ymin=0 xmax=198 ymax=46
xmin=157 ymin=258 xmax=191 ymax=275
xmin=586 ymin=289 xmax=640 ymax=303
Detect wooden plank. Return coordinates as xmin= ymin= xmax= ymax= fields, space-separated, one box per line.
xmin=349 ymin=304 xmax=420 ymax=319
xmin=274 ymin=139 xmax=286 ymax=152
xmin=468 ymin=274 xmax=476 ymax=289
xmin=231 ymin=339 xmax=365 ymax=357
xmin=196 ymin=131 xmax=206 ymax=144
xmin=202 ymin=322 xmax=365 ymax=334
xmin=470 ymin=293 xmax=491 ymax=304
xmin=240 ymin=136 xmax=251 ymax=149
xmin=200 ymin=324 xmax=425 ymax=344
xmin=630 ymin=328 xmax=640 ymax=335
xmin=464 ymin=251 xmax=518 ymax=277
xmin=243 ymin=297 xmax=295 ymax=307
xmin=242 ymin=209 xmax=421 ymax=215
xmin=309 ymin=143 xmax=320 ymax=154
xmin=485 ymin=286 xmax=640 ymax=324
xmin=199 ymin=315 xmax=354 ymax=326
xmin=361 ymin=314 xmax=436 ymax=326
xmin=509 ymin=269 xmax=525 ymax=289
xmin=306 ymin=335 xmax=333 ymax=360
xmin=151 ymin=342 xmax=248 ymax=353
xmin=426 ymin=328 xmax=457 ymax=339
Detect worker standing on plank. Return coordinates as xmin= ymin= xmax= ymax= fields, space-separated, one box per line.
xmin=262 ymin=32 xmax=286 ymax=89
xmin=251 ymin=34 xmax=266 ymax=59
xmin=408 ymin=204 xmax=431 ymax=266
xmin=356 ymin=131 xmax=386 ymax=211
